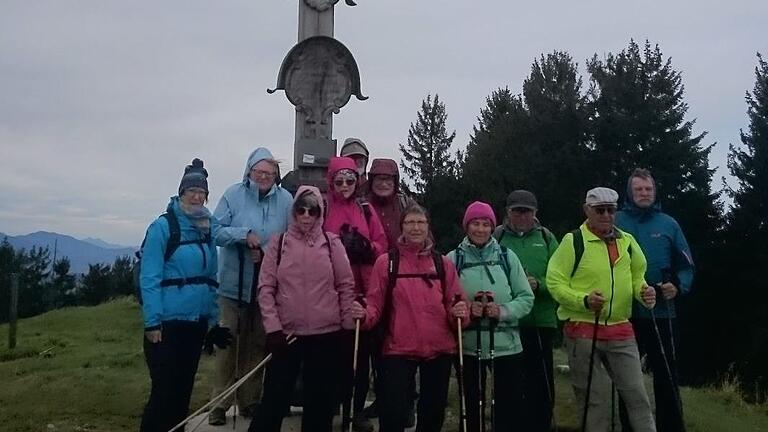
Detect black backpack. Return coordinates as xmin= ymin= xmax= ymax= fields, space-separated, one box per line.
xmin=133 ymin=208 xmax=217 ymax=305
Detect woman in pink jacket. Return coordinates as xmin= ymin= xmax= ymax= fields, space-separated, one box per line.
xmin=324 ymin=156 xmax=388 ymax=431
xmin=351 ymin=204 xmax=469 ymax=432
xmin=250 ymin=186 xmax=356 ymax=432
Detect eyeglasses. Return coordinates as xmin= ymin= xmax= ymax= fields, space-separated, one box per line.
xmin=593 ymin=207 xmax=617 ymax=215
xmin=403 ymin=220 xmax=428 ymax=227
xmin=295 ymin=207 xmax=321 ymax=217
xmin=251 ymin=169 xmax=277 ymax=179
xmin=334 ymin=179 xmax=357 ymax=187
xmin=184 ymin=189 xmax=207 ymax=197
xmin=373 ymin=175 xmax=395 ymax=183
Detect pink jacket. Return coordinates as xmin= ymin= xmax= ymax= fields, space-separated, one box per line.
xmin=258 ymin=186 xmax=356 ymax=336
xmin=324 ymin=157 xmax=388 ymax=295
xmin=362 ymin=239 xmax=468 ymax=359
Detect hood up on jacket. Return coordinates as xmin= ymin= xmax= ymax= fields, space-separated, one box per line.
xmin=289 ymin=185 xmax=326 ymax=240
xmin=621 ymin=174 xmax=662 ymax=217
xmin=368 ymin=158 xmax=402 ymax=193
xmin=327 ymin=156 xmax=359 ymax=200
xmin=242 ymin=147 xmax=281 ymax=184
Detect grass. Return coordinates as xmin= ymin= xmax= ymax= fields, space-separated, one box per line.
xmin=1 ymin=298 xmax=767 ymax=431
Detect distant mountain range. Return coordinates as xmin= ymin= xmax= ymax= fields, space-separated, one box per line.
xmin=0 ymin=231 xmax=137 ymax=274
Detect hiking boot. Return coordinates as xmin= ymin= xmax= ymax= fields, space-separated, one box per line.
xmin=208 ymin=407 xmax=226 ymax=426
xmin=352 ymin=414 xmax=374 ymax=432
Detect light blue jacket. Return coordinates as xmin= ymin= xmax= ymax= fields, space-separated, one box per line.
xmin=213 ymin=148 xmax=293 ymax=303
xmin=140 ymin=197 xmax=219 ymax=330
xmin=616 ymin=197 xmax=694 ymax=319
xmin=447 ymin=237 xmax=534 ymax=358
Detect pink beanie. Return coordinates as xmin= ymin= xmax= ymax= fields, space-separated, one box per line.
xmin=463 ymin=201 xmax=497 ymax=229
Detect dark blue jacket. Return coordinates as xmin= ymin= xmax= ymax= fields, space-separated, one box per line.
xmin=616 ymin=193 xmax=694 ymax=319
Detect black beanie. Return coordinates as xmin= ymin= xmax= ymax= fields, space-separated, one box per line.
xmin=178 ymin=158 xmax=209 ymax=196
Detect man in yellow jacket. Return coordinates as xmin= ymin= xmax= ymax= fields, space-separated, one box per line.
xmin=547 ymin=187 xmax=657 ymax=432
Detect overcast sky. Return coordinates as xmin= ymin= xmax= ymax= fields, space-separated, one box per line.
xmin=1 ymin=0 xmax=765 ymax=246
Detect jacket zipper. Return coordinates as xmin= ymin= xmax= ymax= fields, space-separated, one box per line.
xmin=606 ymin=243 xmax=615 ymax=325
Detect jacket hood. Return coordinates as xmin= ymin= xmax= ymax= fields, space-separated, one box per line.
xmin=290 ymin=185 xmax=325 ymax=235
xmin=622 ymin=175 xmax=661 ymax=216
xmin=327 ymin=156 xmax=359 ymax=193
xmin=242 ymin=147 xmax=279 ymax=182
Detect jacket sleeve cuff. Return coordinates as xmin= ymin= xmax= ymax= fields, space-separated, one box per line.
xmin=144 ymin=325 xmax=161 ymax=332
xmin=583 ymin=295 xmax=590 ymax=310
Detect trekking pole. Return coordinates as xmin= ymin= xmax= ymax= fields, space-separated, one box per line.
xmin=581 ymin=312 xmax=600 ymax=432
xmin=661 ymin=269 xmax=679 ymax=366
xmin=485 ymin=291 xmax=497 ymax=432
xmin=233 ymin=244 xmax=246 ymax=428
xmin=535 ymin=328 xmax=558 ymax=432
xmin=454 ymin=294 xmax=468 ymax=432
xmin=170 ymin=334 xmax=297 ymax=432
xmin=649 ymin=299 xmax=687 ymax=432
xmin=474 ymin=291 xmax=487 ymax=432
xmin=348 ymin=296 xmax=365 ymax=432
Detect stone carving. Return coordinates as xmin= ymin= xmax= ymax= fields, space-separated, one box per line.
xmin=268 ymin=36 xmax=367 ymax=126
xmin=303 ymin=0 xmax=356 ymax=12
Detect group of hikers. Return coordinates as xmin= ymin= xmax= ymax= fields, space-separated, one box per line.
xmin=138 ymin=138 xmax=694 ymax=432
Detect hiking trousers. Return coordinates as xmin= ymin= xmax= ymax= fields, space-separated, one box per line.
xmin=140 ymin=319 xmax=207 ymax=432
xmin=565 ymin=334 xmax=656 ymax=432
xmin=620 ymin=317 xmax=685 ymax=432
xmin=248 ymin=331 xmax=346 ymax=432
xmin=520 ymin=327 xmax=556 ymax=432
xmin=379 ymin=354 xmax=452 ymax=432
xmin=211 ymin=296 xmax=266 ymax=412
xmin=462 ymin=353 xmax=524 ymax=432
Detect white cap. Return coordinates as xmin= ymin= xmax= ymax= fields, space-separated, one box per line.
xmin=585 ymin=187 xmax=619 ymax=207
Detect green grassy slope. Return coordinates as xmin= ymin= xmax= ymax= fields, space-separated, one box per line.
xmin=1 ymin=298 xmax=766 ymax=431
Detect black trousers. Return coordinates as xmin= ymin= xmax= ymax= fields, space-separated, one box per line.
xmin=249 ymin=331 xmax=346 ymax=432
xmin=379 ymin=354 xmax=452 ymax=432
xmin=462 ymin=353 xmax=524 ymax=432
xmin=140 ymin=319 xmax=207 ymax=432
xmin=520 ymin=327 xmax=555 ymax=432
xmin=620 ymin=317 xmax=685 ymax=432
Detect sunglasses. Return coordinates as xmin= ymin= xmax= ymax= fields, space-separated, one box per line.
xmin=296 ymin=207 xmax=321 ymax=217
xmin=334 ymin=179 xmax=357 ymax=187
xmin=593 ymin=207 xmax=617 ymax=215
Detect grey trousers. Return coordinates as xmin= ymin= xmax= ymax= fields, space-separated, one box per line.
xmin=211 ymin=296 xmax=266 ymax=411
xmin=565 ymin=335 xmax=656 ymax=432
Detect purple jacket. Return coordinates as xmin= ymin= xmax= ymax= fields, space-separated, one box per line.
xmin=258 ymin=186 xmax=356 ymax=336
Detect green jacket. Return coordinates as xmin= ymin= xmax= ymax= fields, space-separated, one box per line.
xmin=546 ymin=222 xmax=647 ymax=326
xmin=447 ymin=237 xmax=534 ymax=359
xmin=494 ymin=223 xmax=559 ymax=328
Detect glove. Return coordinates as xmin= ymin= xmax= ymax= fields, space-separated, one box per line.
xmin=204 ymin=325 xmax=233 ymax=355
xmin=266 ymin=331 xmax=289 ymax=356
xmin=340 ymin=225 xmax=375 ymax=265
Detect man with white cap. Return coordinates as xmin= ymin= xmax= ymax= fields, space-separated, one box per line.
xmin=546 ymin=187 xmax=658 ymax=432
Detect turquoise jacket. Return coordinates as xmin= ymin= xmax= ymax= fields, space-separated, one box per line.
xmin=213 ymin=148 xmax=293 ymax=304
xmin=616 ymin=196 xmax=694 ymax=319
xmin=140 ymin=197 xmax=219 ymax=330
xmin=447 ymin=237 xmax=534 ymax=359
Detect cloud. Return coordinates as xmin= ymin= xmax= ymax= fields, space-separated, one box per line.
xmin=1 ymin=0 xmax=765 ymax=244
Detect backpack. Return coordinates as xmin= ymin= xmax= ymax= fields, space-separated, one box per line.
xmin=133 ymin=208 xmax=216 ymax=305
xmin=376 ymin=248 xmax=447 ymax=333
xmin=494 ymin=225 xmax=553 ymax=251
xmin=569 ymin=228 xmax=633 ymax=277
xmin=453 ymin=245 xmax=513 ymax=288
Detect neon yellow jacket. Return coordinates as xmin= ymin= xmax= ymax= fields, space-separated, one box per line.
xmin=546 ymin=222 xmax=647 ymax=325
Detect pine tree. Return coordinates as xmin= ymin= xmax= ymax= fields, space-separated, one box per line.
xmin=52 ymin=257 xmax=77 ymax=307
xmin=399 ymin=94 xmax=457 ymax=199
xmin=725 ymin=52 xmax=768 ymax=399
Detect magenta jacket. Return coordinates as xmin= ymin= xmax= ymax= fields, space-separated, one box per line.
xmin=324 ymin=157 xmax=388 ymax=295
xmin=362 ymin=239 xmax=468 ymax=359
xmin=258 ymin=186 xmax=356 ymax=336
